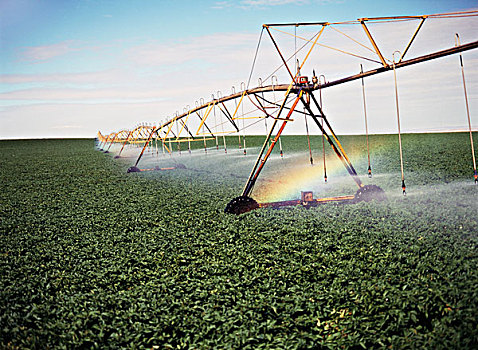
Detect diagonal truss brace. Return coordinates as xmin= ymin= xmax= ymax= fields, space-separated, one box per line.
xmin=241 ymin=87 xmax=364 ymax=199
xmin=242 ymin=89 xmax=303 ymax=197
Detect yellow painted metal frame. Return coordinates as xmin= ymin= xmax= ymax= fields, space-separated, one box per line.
xmin=195 ymin=101 xmax=216 ymax=135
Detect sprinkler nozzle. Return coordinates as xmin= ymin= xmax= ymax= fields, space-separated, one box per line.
xmin=474 ymin=170 xmax=477 ymax=184
xmin=310 ymin=157 xmax=313 ymax=165
xmin=368 ymin=166 xmax=372 ymax=178
xmin=280 ymin=150 xmax=283 ymax=158
xmin=402 ymin=180 xmax=406 ymax=196
xmin=324 ymin=175 xmax=327 ymax=183
xmin=243 ymin=149 xmax=247 ymax=156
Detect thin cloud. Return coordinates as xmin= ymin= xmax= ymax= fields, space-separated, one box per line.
xmin=0 ymin=101 xmax=170 ymax=139
xmin=51 ymin=125 xmax=82 ymax=129
xmin=240 ymin=0 xmax=309 ymax=6
xmin=19 ymin=40 xmax=84 ymax=62
xmin=211 ymin=1 xmax=234 ymax=9
xmin=17 ymin=40 xmax=111 ymax=63
xmin=214 ymin=0 xmax=334 ymax=9
xmin=0 ymin=87 xmax=170 ymax=101
xmin=0 ymin=70 xmax=127 ymax=84
xmin=125 ymin=32 xmax=257 ymax=67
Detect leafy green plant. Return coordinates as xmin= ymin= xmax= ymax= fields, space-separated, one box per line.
xmin=0 ymin=135 xmax=477 ymax=349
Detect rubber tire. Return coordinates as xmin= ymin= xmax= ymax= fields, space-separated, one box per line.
xmin=354 ymin=185 xmax=386 ymax=203
xmin=127 ymin=166 xmax=141 ymax=173
xmin=224 ymin=196 xmax=259 ymax=215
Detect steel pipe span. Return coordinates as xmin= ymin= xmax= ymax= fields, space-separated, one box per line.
xmin=157 ymin=39 xmax=478 ymax=131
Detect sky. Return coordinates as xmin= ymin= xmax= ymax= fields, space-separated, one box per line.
xmin=0 ymin=0 xmax=477 ymax=139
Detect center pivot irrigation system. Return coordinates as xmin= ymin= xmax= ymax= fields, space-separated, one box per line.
xmin=97 ymin=11 xmax=478 ymax=214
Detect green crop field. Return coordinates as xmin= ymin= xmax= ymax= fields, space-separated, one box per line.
xmin=1 ymin=134 xmax=477 ymax=349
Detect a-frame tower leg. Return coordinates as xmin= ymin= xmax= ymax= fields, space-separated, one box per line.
xmin=225 ymin=88 xmax=385 ymax=214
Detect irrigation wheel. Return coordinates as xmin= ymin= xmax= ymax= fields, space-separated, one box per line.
xmin=354 ymin=185 xmax=386 ymax=203
xmin=224 ymin=196 xmax=259 ymax=214
xmin=127 ymin=166 xmax=141 ymax=173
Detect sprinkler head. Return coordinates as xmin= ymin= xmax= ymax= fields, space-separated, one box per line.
xmin=474 ymin=170 xmax=478 ymax=184
xmin=368 ymin=166 xmax=372 ymax=178
xmin=402 ymin=180 xmax=406 ymax=195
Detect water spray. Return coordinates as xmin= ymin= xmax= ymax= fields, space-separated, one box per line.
xmin=360 ymin=64 xmax=372 ymax=178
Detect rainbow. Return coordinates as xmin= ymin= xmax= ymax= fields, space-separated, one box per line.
xmin=253 ymin=150 xmax=368 ymax=203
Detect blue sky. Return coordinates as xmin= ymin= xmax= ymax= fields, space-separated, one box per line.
xmin=1 ymin=0 xmax=477 ymax=138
